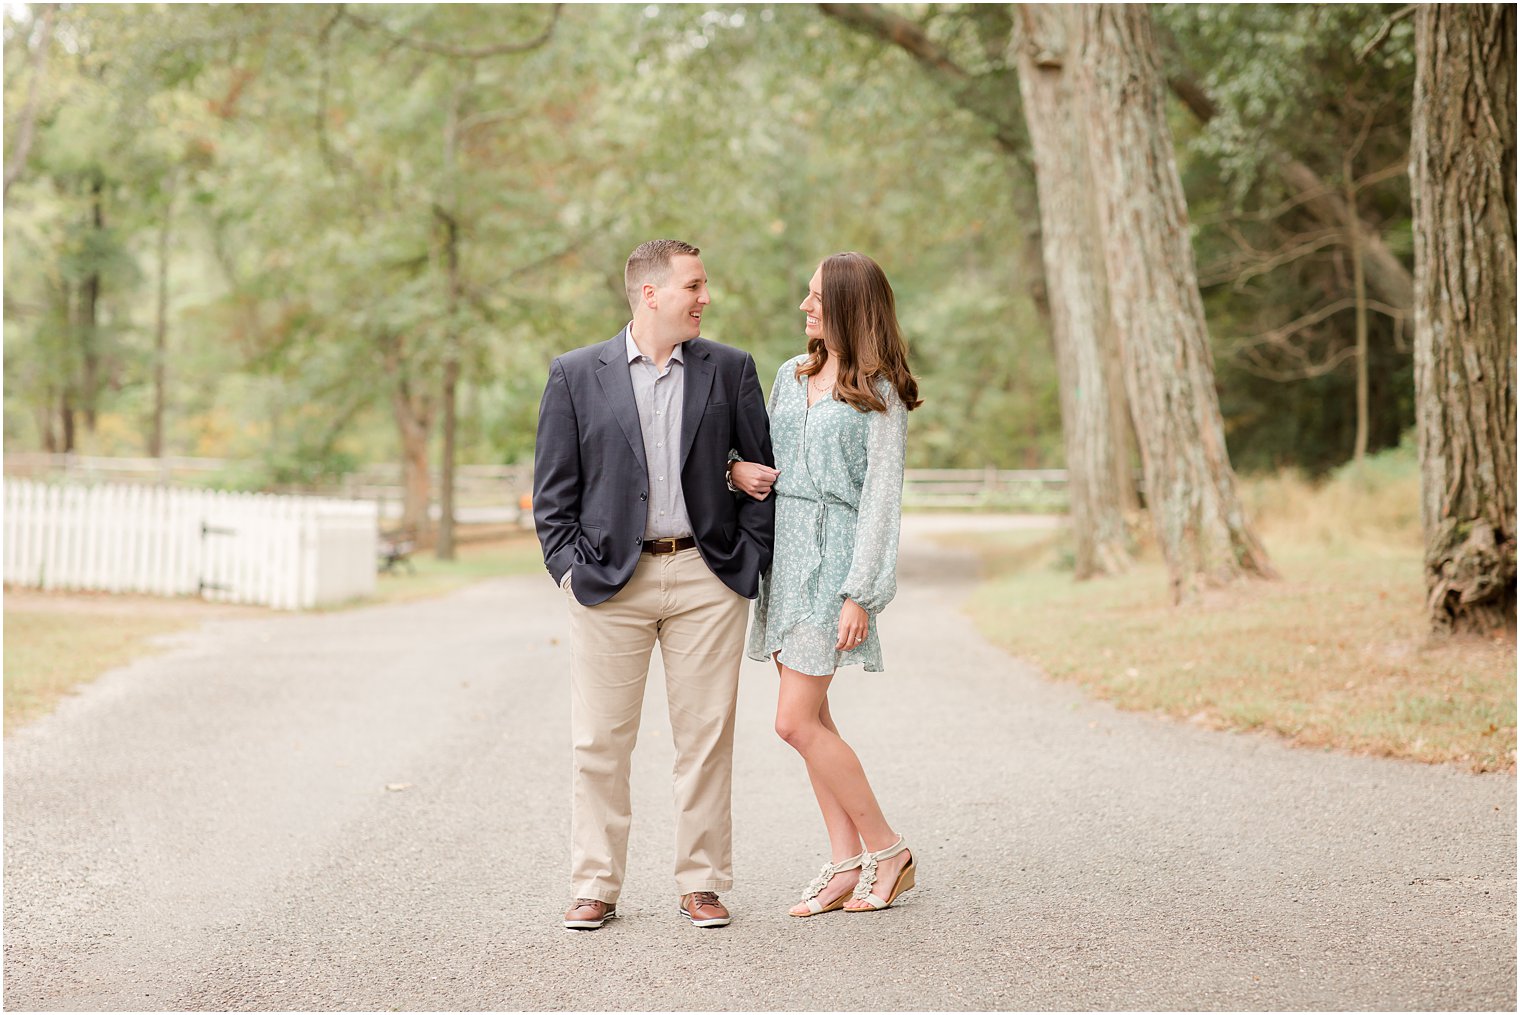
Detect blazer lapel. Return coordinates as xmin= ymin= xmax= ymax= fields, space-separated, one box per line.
xmin=595 ymin=329 xmax=648 ymax=475
xmin=680 ymin=338 xmax=715 ymax=469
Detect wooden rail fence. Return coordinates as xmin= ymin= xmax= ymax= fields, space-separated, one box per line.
xmin=3 ymin=454 xmax=1070 ymax=515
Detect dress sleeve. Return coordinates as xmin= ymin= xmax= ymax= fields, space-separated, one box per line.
xmin=839 ymin=386 xmax=908 ymax=614
xmin=769 ymin=360 xmax=790 ymax=415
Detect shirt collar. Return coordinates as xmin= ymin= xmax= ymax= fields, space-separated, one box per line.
xmin=625 ymin=325 xmax=684 ymax=365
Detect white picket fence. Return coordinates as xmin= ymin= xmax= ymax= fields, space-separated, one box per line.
xmin=3 ymin=480 xmax=378 ymax=610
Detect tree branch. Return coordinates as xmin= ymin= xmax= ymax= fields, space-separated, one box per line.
xmin=817 ymin=3 xmax=1028 ymax=160
xmin=1199 ymin=227 xmax=1345 ymax=289
xmin=1231 ymin=295 xmax=1403 ymax=357
xmin=1166 ymin=65 xmax=1414 ymax=312
xmin=1357 ymin=5 xmax=1415 ymax=63
xmin=4 ymin=4 xmax=58 ymax=201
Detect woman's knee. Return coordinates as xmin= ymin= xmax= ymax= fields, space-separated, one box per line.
xmin=774 ymin=713 xmax=820 ymax=752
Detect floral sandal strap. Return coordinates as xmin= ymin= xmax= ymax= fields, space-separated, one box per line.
xmin=798 ymin=852 xmax=865 ymax=914
xmin=852 ymin=835 xmax=910 ymax=905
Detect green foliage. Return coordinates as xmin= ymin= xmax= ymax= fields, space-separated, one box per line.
xmin=1161 ymin=3 xmax=1418 ymax=473
xmin=2 ymin=3 xmax=1424 ymax=482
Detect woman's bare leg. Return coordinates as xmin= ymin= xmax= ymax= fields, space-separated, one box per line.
xmin=774 ymin=663 xmax=897 ymax=846
xmin=773 ymin=660 xmax=913 ymax=911
xmin=773 ymin=657 xmax=862 ymax=913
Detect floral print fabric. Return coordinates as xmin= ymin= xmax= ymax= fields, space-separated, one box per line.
xmin=746 ymin=355 xmax=908 ymax=677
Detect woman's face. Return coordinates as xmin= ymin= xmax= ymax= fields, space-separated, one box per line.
xmin=799 ymin=265 xmax=824 ymax=343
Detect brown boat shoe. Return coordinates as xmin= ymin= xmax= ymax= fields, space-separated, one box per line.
xmin=563 ymin=898 xmax=616 ymax=930
xmin=679 ymin=891 xmax=732 ymax=928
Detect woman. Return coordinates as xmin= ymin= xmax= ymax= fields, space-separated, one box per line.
xmin=731 ymin=252 xmax=922 ymax=917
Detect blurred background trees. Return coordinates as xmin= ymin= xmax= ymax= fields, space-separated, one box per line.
xmin=4 ymin=4 xmax=1512 ymax=623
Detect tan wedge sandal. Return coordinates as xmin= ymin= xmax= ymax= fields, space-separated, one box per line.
xmin=790 ymin=852 xmax=865 ymax=917
xmin=845 ymin=836 xmax=915 ymax=912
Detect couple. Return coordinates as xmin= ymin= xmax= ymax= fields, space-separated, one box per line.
xmin=532 ymin=239 xmax=921 ymax=931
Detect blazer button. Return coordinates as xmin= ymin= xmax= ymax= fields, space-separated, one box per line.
xmin=639 ymin=492 xmax=648 ymax=501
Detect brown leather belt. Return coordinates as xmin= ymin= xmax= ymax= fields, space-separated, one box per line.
xmin=642 ymin=536 xmax=697 ymax=555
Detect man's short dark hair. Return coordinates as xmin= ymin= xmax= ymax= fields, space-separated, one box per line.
xmin=624 ymin=239 xmax=700 ymax=312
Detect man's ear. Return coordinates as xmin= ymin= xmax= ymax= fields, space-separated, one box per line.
xmin=643 ymin=283 xmax=658 ymax=309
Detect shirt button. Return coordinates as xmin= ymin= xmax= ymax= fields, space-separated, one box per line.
xmin=658 ymin=476 xmax=664 ymax=481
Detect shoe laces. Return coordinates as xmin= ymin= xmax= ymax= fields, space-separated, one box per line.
xmin=688 ymin=891 xmax=720 ymax=906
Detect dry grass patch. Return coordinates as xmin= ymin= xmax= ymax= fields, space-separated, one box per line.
xmin=955 ymin=529 xmax=1515 ymax=773
xmin=4 ymin=597 xmax=212 ymax=730
xmin=4 ymin=527 xmax=547 ymax=730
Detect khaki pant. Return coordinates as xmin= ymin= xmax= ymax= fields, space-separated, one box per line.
xmin=564 ymin=547 xmax=749 ymax=903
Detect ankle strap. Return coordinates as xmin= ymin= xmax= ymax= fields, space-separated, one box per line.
xmin=866 ymin=835 xmax=908 ymax=863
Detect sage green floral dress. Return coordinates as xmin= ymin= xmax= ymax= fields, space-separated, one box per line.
xmin=747 ymin=355 xmax=909 ymax=677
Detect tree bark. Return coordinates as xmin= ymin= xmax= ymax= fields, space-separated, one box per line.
xmin=80 ymin=175 xmax=105 ymax=434
xmin=436 ymin=206 xmax=461 ymax=561
xmin=381 ymin=333 xmax=435 ymax=539
xmin=1014 ymin=4 xmax=1133 ymax=578
xmin=434 ymin=81 xmax=467 ymax=561
xmin=1080 ymin=4 xmax=1275 ymax=603
xmin=150 ymin=174 xmax=175 ymax=458
xmin=1410 ymin=3 xmax=1517 ymax=634
xmin=1344 ymin=154 xmax=1370 ymax=462
xmin=59 ymin=389 xmax=75 ymax=452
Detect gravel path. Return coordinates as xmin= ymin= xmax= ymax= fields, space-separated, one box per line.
xmin=5 ymin=517 xmax=1514 ymax=1011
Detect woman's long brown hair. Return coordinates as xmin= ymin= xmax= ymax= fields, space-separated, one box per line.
xmin=796 ymin=252 xmax=922 ymax=413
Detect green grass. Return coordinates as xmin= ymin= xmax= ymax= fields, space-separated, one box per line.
xmin=952 ymin=520 xmax=1516 ymax=773
xmin=365 ymin=530 xmax=546 ymax=606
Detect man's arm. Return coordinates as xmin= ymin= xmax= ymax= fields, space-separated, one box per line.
xmin=532 ymin=358 xmax=582 ymax=585
xmin=731 ymin=353 xmax=775 ymax=566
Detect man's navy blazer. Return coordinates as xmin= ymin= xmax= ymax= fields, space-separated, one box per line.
xmin=532 ymin=328 xmax=776 ymax=606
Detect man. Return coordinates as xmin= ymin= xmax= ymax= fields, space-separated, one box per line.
xmin=532 ymin=240 xmax=775 ymax=931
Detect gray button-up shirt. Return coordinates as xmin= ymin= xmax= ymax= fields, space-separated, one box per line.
xmin=626 ymin=328 xmax=691 ymax=541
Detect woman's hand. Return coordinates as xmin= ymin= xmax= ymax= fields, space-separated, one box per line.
xmin=836 ymin=598 xmax=869 ymax=651
xmin=730 ymin=460 xmax=779 ymax=500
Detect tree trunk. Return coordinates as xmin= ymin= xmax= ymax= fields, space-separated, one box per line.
xmin=1344 ymin=155 xmax=1370 ymax=462
xmin=59 ymin=390 xmax=75 ymax=452
xmin=3 ymin=3 xmax=57 ymax=201
xmin=394 ymin=386 xmax=434 ymax=540
xmin=1080 ymin=4 xmax=1275 ymax=603
xmin=80 ymin=175 xmax=104 ymax=434
xmin=1410 ymin=3 xmax=1517 ymax=634
xmin=434 ymin=84 xmax=466 ymax=561
xmin=382 ymin=333 xmax=435 ymax=539
xmin=1014 ymin=4 xmax=1133 ymax=578
xmin=437 ymin=355 xmax=459 ymax=557
xmin=150 ymin=174 xmax=175 ymax=458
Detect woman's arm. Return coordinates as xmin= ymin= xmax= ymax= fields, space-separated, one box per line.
xmin=839 ymin=388 xmax=908 ymax=615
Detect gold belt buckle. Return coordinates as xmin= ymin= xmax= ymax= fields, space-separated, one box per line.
xmin=653 ymin=536 xmax=679 ymax=554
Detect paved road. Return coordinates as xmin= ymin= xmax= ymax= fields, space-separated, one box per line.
xmin=5 ymin=518 xmax=1515 ymax=1011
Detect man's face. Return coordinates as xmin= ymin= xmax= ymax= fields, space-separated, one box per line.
xmin=646 ymin=254 xmax=710 ymax=341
